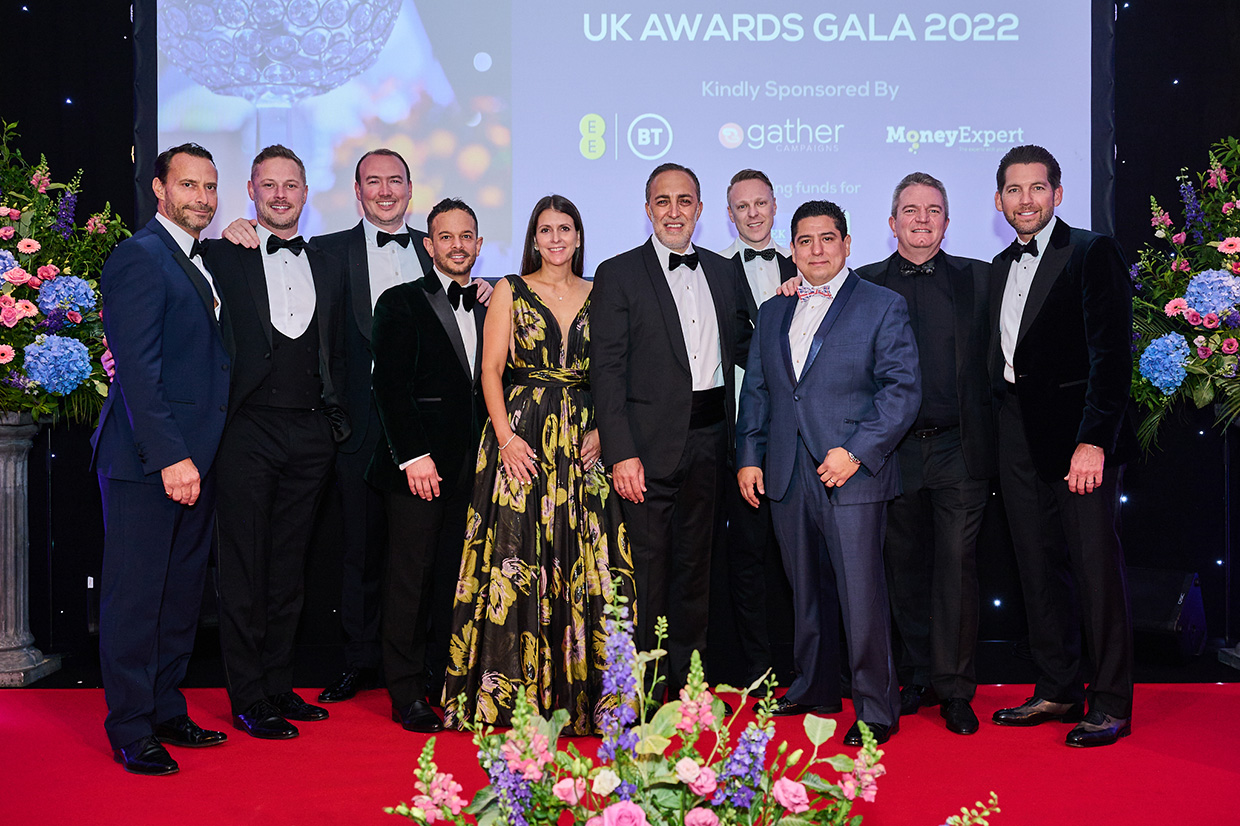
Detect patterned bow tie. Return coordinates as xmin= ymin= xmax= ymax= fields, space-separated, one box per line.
xmin=669 ymin=251 xmax=699 ymax=271
xmin=377 ymin=230 xmax=411 ymax=248
xmin=189 ymin=239 xmax=205 ymax=260
xmin=1005 ymin=238 xmax=1039 ymax=260
xmin=796 ymin=283 xmax=833 ymax=302
xmin=743 ymin=247 xmax=777 ymax=262
xmin=899 ymin=259 xmax=935 ymax=275
xmin=266 ymin=234 xmax=306 ymax=256
xmin=447 ymin=280 xmax=478 ymax=311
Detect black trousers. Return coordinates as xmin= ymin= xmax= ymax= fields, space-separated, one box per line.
xmin=723 ymin=482 xmax=783 ymax=684
xmin=216 ymin=406 xmax=336 ymax=713
xmin=620 ymin=420 xmax=726 ymax=694
xmin=998 ymin=392 xmax=1133 ymax=718
xmin=334 ymin=404 xmax=387 ymax=671
xmin=883 ymin=428 xmax=988 ymax=700
xmin=382 ymin=480 xmax=471 ymax=709
xmin=98 ymin=471 xmax=216 ymax=749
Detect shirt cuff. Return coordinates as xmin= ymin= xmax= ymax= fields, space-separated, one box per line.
xmin=399 ymin=453 xmax=430 ymax=471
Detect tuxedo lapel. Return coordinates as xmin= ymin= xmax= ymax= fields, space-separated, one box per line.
xmin=1018 ymin=219 xmax=1072 ymax=345
xmin=149 ymin=219 xmax=222 ymax=341
xmin=345 ymin=222 xmax=373 ymax=341
xmin=945 ymin=255 xmax=972 ymax=383
xmin=422 ymin=275 xmax=472 ymax=380
xmin=471 ymin=304 xmax=485 ymax=383
xmin=641 ymin=240 xmax=691 ymax=374
xmin=797 ymin=271 xmax=858 ymax=384
xmin=702 ymin=254 xmax=735 ymax=370
xmin=242 ymin=246 xmax=274 ymax=348
xmin=307 ymin=245 xmax=336 ymax=400
xmin=732 ymin=251 xmax=759 ymax=320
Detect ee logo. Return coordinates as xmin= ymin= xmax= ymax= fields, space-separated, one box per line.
xmin=580 ymin=114 xmax=606 ymax=160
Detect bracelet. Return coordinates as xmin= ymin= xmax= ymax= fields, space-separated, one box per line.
xmin=499 ymin=434 xmax=517 ymax=451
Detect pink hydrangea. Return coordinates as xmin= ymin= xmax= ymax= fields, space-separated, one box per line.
xmin=1171 ymin=232 xmax=1187 ymax=245
xmin=0 ymin=344 xmax=14 ymax=364
xmin=16 ymin=238 xmax=40 ymax=254
xmin=772 ymin=777 xmax=810 ymax=813
xmin=1205 ymin=313 xmax=1221 ymax=329
xmin=4 ymin=266 xmax=29 ymax=285
xmin=37 ymin=264 xmax=59 ymax=281
xmin=687 ymin=766 xmax=717 ymax=797
xmin=1185 ymin=309 xmax=1204 ymax=325
xmin=1223 ymin=338 xmax=1239 ymax=354
xmin=1219 ymin=237 xmax=1240 ymax=255
xmin=0 ymin=226 xmax=13 ymax=240
xmin=601 ymin=800 xmax=649 ymax=826
xmin=1165 ymin=298 xmax=1188 ymax=317
xmin=552 ymin=777 xmax=587 ymax=805
xmin=684 ymin=808 xmax=719 ymax=826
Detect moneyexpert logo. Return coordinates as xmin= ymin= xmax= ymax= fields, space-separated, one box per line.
xmin=886 ymin=124 xmax=1026 ymax=154
xmin=577 ymin=113 xmax=674 ymax=160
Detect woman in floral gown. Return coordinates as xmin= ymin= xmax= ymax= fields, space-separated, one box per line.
xmin=443 ymin=195 xmax=635 ymax=734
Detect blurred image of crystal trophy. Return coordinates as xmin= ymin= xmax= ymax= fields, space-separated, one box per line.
xmin=157 ymin=0 xmax=404 ymax=147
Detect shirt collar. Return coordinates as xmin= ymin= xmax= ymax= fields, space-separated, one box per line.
xmin=154 ymin=212 xmax=198 ymax=258
xmin=650 ymin=233 xmax=695 ymax=275
xmin=364 ymin=217 xmax=412 ymax=248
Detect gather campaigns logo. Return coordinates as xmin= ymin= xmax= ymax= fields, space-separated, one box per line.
xmin=718 ymin=118 xmax=845 ymax=151
xmin=886 ymin=124 xmax=1026 ymax=154
xmin=578 ymin=113 xmax=674 ymax=160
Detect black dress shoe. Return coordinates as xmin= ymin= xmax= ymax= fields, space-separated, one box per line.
xmin=940 ymin=698 xmax=979 ymax=735
xmin=393 ymin=700 xmax=444 ymax=733
xmin=899 ymin=684 xmax=939 ymax=716
xmin=113 ymin=735 xmax=179 ymax=776
xmin=270 ymin=691 xmax=330 ymax=722
xmin=153 ymin=714 xmax=228 ymax=748
xmin=1065 ymin=710 xmax=1131 ymax=748
xmin=843 ymin=720 xmax=895 ymax=746
xmin=233 ymin=699 xmax=299 ymax=739
xmin=318 ymin=667 xmax=380 ymax=703
xmin=766 ymin=695 xmax=844 ymax=716
xmin=991 ymin=696 xmax=1084 ymax=727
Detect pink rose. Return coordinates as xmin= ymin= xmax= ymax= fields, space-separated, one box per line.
xmin=1171 ymin=232 xmax=1187 ymax=245
xmin=687 ymin=766 xmax=717 ymax=797
xmin=1185 ymin=309 xmax=1203 ymax=325
xmin=684 ymin=808 xmax=719 ymax=826
xmin=26 ymin=276 xmax=41 ymax=289
xmin=1233 ymin=262 xmax=1240 ymax=275
xmin=16 ymin=238 xmax=39 ymax=254
xmin=67 ymin=311 xmax=82 ymax=324
xmin=0 ymin=344 xmax=14 ymax=364
xmin=1219 ymin=237 xmax=1240 ymax=255
xmin=1164 ymin=298 xmax=1188 ymax=317
xmin=5 ymin=266 xmax=29 ymax=285
xmin=1223 ymin=338 xmax=1239 ymax=355
xmin=6 ymin=208 xmax=18 ymax=220
xmin=0 ymin=226 xmax=13 ymax=240
xmin=1205 ymin=313 xmax=1221 ymax=328
xmin=772 ymin=777 xmax=811 ymax=813
xmin=552 ymin=777 xmax=587 ymax=805
xmin=675 ymin=757 xmax=702 ymax=784
xmin=16 ymin=299 xmax=38 ymax=319
xmin=37 ymin=264 xmax=59 ymax=280
xmin=1 ymin=307 xmax=19 ymax=328
xmin=586 ymin=818 xmax=603 ymax=826
xmin=601 ymin=801 xmax=649 ymax=826
xmin=0 ymin=295 xmax=14 ymax=307
xmin=1199 ymin=346 xmax=1214 ymax=359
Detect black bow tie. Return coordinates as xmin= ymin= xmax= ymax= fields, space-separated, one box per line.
xmin=447 ymin=280 xmax=478 ymax=311
xmin=266 ymin=234 xmax=306 ymax=256
xmin=898 ymin=258 xmax=936 ymax=276
xmin=669 ymin=251 xmax=699 ymax=271
xmin=377 ymin=230 xmax=410 ymax=248
xmin=1006 ymin=238 xmax=1039 ymax=260
xmin=743 ymin=247 xmax=777 ymax=262
xmin=189 ymin=239 xmax=205 ymax=260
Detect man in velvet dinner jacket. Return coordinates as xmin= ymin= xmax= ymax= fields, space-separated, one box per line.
xmin=365 ymin=198 xmax=486 ymax=733
xmin=91 ymin=143 xmax=231 ymax=775
xmin=592 ymin=162 xmax=752 ymax=696
xmin=988 ymin=145 xmax=1136 ymax=748
xmin=206 ymin=145 xmax=349 ymax=739
xmin=737 ymin=200 xmax=920 ymax=746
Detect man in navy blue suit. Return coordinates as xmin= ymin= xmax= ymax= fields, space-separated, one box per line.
xmin=736 ymin=200 xmax=920 ymax=745
xmin=91 ymin=144 xmax=233 ymax=775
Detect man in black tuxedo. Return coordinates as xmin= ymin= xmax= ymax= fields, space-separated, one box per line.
xmin=207 ymin=145 xmax=349 ymax=739
xmin=718 ymin=168 xmax=796 ymax=695
xmin=988 ymin=145 xmax=1136 ymax=748
xmin=854 ymin=172 xmax=994 ymax=735
xmin=92 ymin=143 xmax=231 ymax=775
xmin=366 ymin=198 xmax=486 ymax=733
xmin=592 ymin=162 xmax=751 ymax=695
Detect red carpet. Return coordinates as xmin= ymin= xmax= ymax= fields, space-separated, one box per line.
xmin=2 ymin=683 xmax=1234 ymax=826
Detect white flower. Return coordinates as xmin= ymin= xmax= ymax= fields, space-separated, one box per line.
xmin=592 ymin=768 xmax=621 ymax=796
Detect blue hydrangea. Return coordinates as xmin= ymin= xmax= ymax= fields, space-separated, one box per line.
xmin=1139 ymin=333 xmax=1190 ymax=395
xmin=36 ymin=274 xmax=96 ymax=315
xmin=0 ymin=249 xmax=16 ymax=277
xmin=22 ymin=334 xmax=92 ymax=395
xmin=1183 ymin=270 xmax=1240 ymax=316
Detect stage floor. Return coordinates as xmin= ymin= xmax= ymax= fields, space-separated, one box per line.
xmin=2 ymin=682 xmax=1234 ymax=826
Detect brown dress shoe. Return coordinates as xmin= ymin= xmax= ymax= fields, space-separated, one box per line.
xmin=1065 ymin=710 xmax=1131 ymax=747
xmin=991 ymin=696 xmax=1084 ymax=727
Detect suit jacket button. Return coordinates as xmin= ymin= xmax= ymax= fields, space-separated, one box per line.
xmin=219 ymin=405 xmax=227 ymax=412
xmin=221 ymin=363 xmax=229 ymax=370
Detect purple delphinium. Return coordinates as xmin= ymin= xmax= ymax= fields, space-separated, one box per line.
xmin=1180 ymin=180 xmax=1211 ymax=245
xmin=484 ymin=755 xmax=532 ymax=826
xmin=712 ymin=724 xmax=772 ymax=809
xmin=597 ymin=607 xmax=639 ymax=762
xmin=1224 ymin=309 xmax=1240 ymax=329
xmin=35 ymin=308 xmax=68 ymax=333
xmin=53 ymin=190 xmax=77 ymax=239
xmin=3 ymin=373 xmax=32 ymax=389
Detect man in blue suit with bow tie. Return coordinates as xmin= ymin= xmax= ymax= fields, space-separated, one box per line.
xmin=736 ymin=200 xmax=920 ymax=745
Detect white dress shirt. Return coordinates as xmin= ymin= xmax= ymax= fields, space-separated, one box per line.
xmin=257 ymin=226 xmax=316 ymax=338
xmin=720 ymin=236 xmax=790 ymax=310
xmin=788 ymin=268 xmax=852 ymax=380
xmin=155 ymin=212 xmax=220 ymax=319
xmin=364 ymin=218 xmax=423 ymax=311
xmin=651 ymin=234 xmax=723 ymax=391
xmin=999 ymin=216 xmax=1060 ymax=383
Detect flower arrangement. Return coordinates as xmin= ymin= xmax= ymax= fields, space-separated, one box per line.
xmin=0 ymin=121 xmax=128 ymax=420
xmin=1131 ymin=137 xmax=1240 ymax=448
xmin=388 ymin=605 xmax=999 ymax=826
